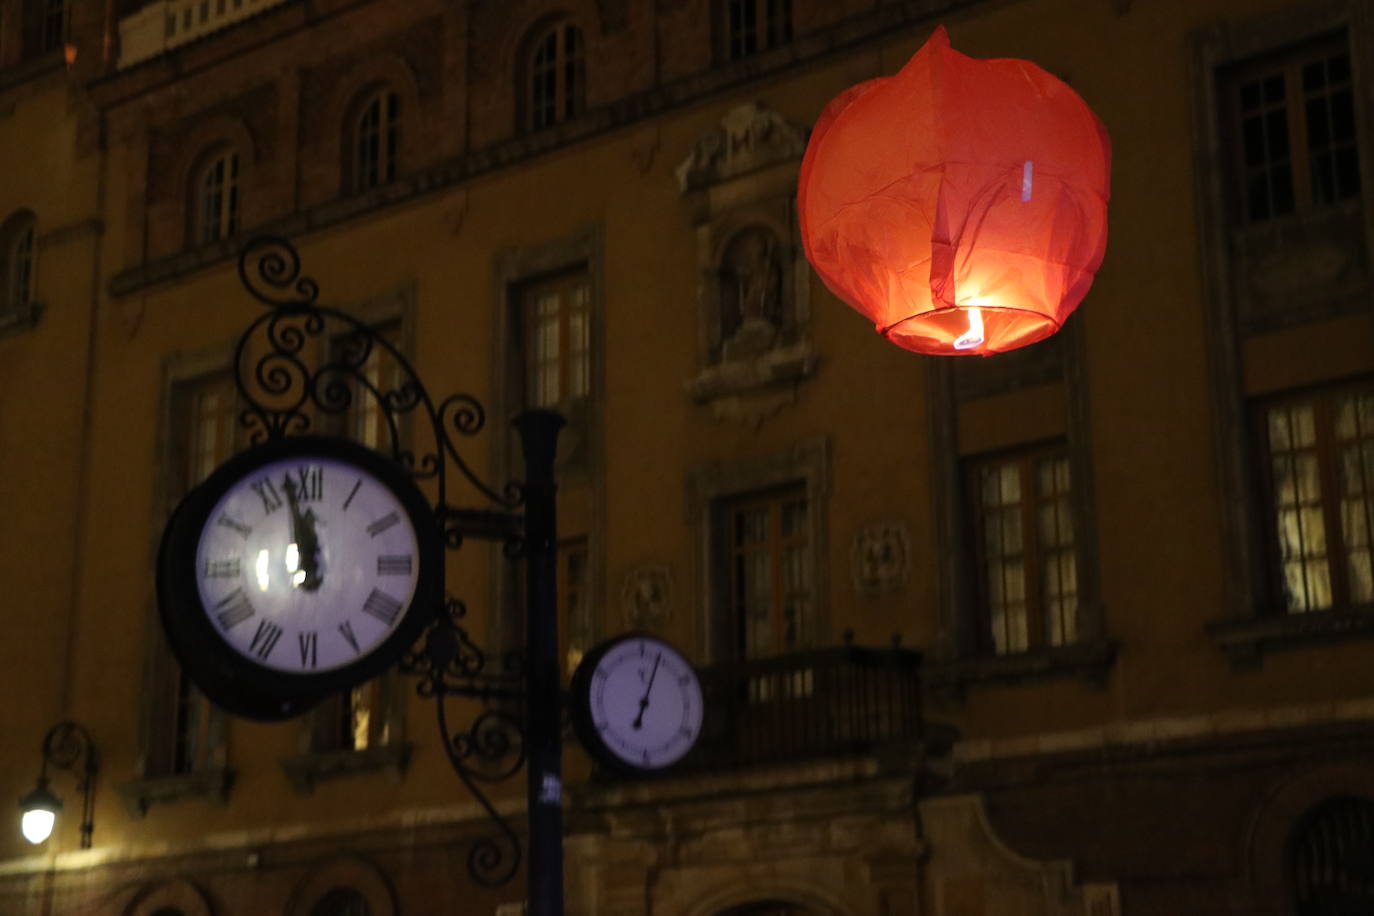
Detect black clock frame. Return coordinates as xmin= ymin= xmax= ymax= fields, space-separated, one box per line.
xmin=152 ymin=237 xmax=568 ymax=903
xmin=569 ymin=633 xmax=704 ymax=776
xmin=158 ymin=434 xmax=444 ymax=718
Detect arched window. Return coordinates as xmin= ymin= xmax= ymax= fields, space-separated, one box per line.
xmin=718 ymin=903 xmax=814 ymax=916
xmin=192 ymin=147 xmax=239 ymax=246
xmin=150 ymin=909 xmax=187 ymax=916
xmin=525 ymin=19 xmax=584 ymax=132
xmin=310 ymin=887 xmax=370 ymax=916
xmin=1 ymin=210 xmax=36 ymax=319
xmin=1291 ymin=796 xmax=1374 ymax=916
xmin=350 ymin=88 xmax=400 ymax=193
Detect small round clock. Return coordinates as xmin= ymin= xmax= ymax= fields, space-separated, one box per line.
xmin=158 ymin=435 xmax=442 ymax=720
xmin=571 ymin=634 xmax=704 ymax=774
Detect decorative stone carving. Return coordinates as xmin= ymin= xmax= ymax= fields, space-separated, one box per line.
xmin=623 ymin=565 xmax=672 ymax=631
xmin=677 ymin=103 xmax=818 ymax=427
xmin=675 ymin=101 xmax=808 ymax=192
xmin=851 ymin=520 xmax=910 ymax=597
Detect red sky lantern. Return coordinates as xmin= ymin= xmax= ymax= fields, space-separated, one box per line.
xmin=798 ymin=26 xmax=1110 ymax=356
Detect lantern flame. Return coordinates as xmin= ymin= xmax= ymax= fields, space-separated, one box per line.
xmin=952 ymin=307 xmax=985 ymax=350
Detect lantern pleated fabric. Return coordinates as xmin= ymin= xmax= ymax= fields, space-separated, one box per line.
xmin=798 ymin=27 xmax=1110 ymax=356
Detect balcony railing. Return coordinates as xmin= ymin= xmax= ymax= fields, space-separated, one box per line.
xmin=118 ymin=0 xmax=288 ymax=69
xmin=673 ymin=645 xmax=923 ymax=775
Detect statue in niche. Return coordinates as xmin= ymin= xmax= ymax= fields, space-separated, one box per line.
xmin=720 ymin=226 xmax=784 ymax=361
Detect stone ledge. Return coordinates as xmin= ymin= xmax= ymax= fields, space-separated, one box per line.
xmin=1207 ymin=609 xmax=1374 ymax=667
xmin=118 ymin=767 xmax=234 ymax=818
xmin=927 ymin=638 xmax=1117 ymax=697
xmin=279 ymin=742 xmax=410 ymax=794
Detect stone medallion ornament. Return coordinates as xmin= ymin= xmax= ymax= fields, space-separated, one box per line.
xmin=851 ymin=521 xmax=910 ymax=597
xmin=622 ymin=565 xmax=672 ymax=631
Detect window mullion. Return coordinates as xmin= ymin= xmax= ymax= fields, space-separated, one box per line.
xmin=1021 ymin=457 xmax=1044 ymax=650
xmin=1287 ymin=58 xmax=1315 ymax=210
xmin=1317 ymin=395 xmax=1351 ymax=609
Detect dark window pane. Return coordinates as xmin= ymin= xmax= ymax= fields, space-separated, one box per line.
xmin=1307 ymin=97 xmax=1331 ymax=149
xmin=1267 ymin=109 xmax=1289 ymax=159
xmin=1331 ymin=89 xmax=1355 ymax=142
xmin=1328 ymin=52 xmax=1350 ymax=83
xmin=1243 ymin=116 xmax=1267 ymax=167
xmin=1271 ymin=166 xmax=1296 ymax=215
xmin=1313 ymin=153 xmax=1335 ymax=205
xmin=1336 ymin=146 xmax=1361 ymax=199
xmin=1240 ymin=80 xmax=1261 ymax=111
xmin=1264 ymin=74 xmax=1285 ymax=104
xmin=1302 ymin=59 xmax=1326 ymax=92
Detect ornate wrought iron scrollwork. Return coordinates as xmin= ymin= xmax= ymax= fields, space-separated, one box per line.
xmin=233 ymin=236 xmax=535 ymax=889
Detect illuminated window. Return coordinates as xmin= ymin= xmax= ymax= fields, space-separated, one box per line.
xmin=1221 ymin=34 xmax=1360 ymax=223
xmin=193 ymin=147 xmax=239 ymax=246
xmin=350 ymin=89 xmax=400 ymax=193
xmin=967 ymin=445 xmax=1079 ymax=656
xmin=160 ymin=372 xmax=240 ymax=775
xmin=525 ymin=19 xmax=584 ymax=132
xmin=723 ymin=0 xmax=791 ymax=61
xmin=521 ymin=270 xmax=590 ymax=409
xmin=726 ymin=487 xmax=811 ymax=659
xmin=311 ymin=323 xmax=404 ymax=753
xmin=1259 ymin=384 xmax=1374 ymax=614
xmin=2 ymin=210 xmax=35 ymax=319
xmin=559 ymin=538 xmax=590 ymax=677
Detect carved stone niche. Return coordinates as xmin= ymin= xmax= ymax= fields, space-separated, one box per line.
xmin=677 ymin=102 xmax=819 ymax=427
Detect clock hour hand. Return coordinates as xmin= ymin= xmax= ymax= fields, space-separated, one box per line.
xmin=283 ymin=476 xmax=323 ymax=592
xmin=631 ymin=653 xmax=662 ymax=730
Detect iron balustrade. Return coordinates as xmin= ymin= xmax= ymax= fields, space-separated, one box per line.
xmin=676 ymin=645 xmax=923 ymax=774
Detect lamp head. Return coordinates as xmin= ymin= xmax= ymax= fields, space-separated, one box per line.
xmin=18 ymin=779 xmax=62 ymax=845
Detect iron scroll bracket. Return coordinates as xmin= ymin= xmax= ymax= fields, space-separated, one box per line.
xmin=231 ymin=235 xmax=546 ymax=890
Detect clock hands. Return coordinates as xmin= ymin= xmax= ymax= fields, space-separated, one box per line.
xmin=282 ymin=476 xmax=323 ymax=592
xmin=631 ymin=652 xmax=662 ymax=731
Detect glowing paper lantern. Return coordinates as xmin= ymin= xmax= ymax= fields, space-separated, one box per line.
xmin=798 ymin=27 xmax=1110 ymax=356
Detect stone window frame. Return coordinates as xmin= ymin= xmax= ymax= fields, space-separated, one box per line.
xmin=280 ymin=283 xmax=416 ymax=794
xmin=925 ymin=317 xmax=1113 ymax=695
xmin=491 ymin=225 xmax=606 ymax=656
xmin=121 ymin=345 xmax=239 ymax=818
xmin=1193 ymin=2 xmax=1374 ymax=663
xmin=0 ymin=207 xmax=40 ymax=334
xmin=518 ymin=14 xmax=587 ymax=134
xmin=169 ymin=116 xmax=257 ymax=255
xmin=714 ymin=0 xmax=793 ymax=63
xmin=319 ymin=54 xmax=423 ymax=202
xmin=346 ymin=86 xmax=402 ymax=194
xmin=685 ymin=437 xmax=830 ymax=664
xmin=188 ymin=145 xmax=240 ymax=247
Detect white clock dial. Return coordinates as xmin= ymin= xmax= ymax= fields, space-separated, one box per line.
xmin=586 ymin=637 xmax=703 ymax=770
xmin=193 ymin=455 xmax=421 ymax=673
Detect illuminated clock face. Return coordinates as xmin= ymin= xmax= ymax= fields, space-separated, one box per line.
xmin=158 ymin=435 xmax=440 ymax=719
xmin=193 ymin=455 xmax=421 ymax=673
xmin=575 ymin=635 xmax=704 ymax=772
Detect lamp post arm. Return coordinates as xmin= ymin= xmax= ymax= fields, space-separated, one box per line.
xmin=40 ymin=721 xmax=97 ymax=850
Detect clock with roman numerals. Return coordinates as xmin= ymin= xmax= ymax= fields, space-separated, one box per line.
xmin=157 ymin=435 xmax=441 ymax=720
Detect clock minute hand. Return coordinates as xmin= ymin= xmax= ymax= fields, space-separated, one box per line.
xmin=631 ymin=653 xmax=662 ymax=730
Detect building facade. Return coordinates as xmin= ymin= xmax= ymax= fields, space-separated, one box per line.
xmin=1 ymin=0 xmax=1373 ymax=913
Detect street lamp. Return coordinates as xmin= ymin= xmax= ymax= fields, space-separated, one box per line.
xmin=17 ymin=722 xmax=97 ymax=849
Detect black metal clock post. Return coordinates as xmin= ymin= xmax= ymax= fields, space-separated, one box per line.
xmin=178 ymin=237 xmax=573 ymax=914
xmin=515 ymin=411 xmax=565 ymax=916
